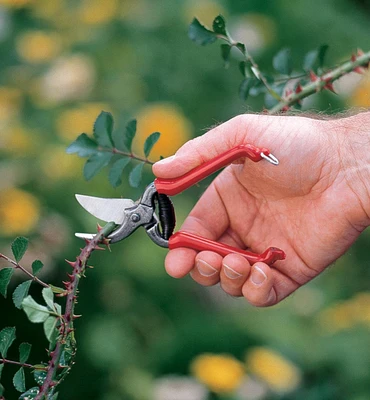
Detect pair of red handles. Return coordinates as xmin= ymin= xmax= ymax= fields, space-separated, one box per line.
xmin=153 ymin=144 xmax=285 ymax=265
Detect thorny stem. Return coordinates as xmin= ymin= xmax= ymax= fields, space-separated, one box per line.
xmin=35 ymin=222 xmax=116 ymax=400
xmin=98 ymin=146 xmax=155 ymax=165
xmin=0 ymin=254 xmax=49 ymax=288
xmin=268 ymin=50 xmax=370 ymax=114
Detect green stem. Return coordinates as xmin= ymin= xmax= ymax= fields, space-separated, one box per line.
xmin=268 ymin=50 xmax=370 ymax=114
xmin=98 ymin=146 xmax=155 ymax=165
xmin=0 ymin=254 xmax=49 ymax=288
xmin=216 ymin=34 xmax=282 ymax=100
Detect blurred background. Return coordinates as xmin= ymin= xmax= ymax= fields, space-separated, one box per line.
xmin=0 ymin=0 xmax=370 ymax=399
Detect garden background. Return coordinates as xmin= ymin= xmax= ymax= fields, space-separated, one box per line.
xmin=0 ymin=0 xmax=370 ymax=399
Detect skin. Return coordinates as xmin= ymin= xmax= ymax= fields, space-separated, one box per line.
xmin=152 ymin=112 xmax=370 ymax=307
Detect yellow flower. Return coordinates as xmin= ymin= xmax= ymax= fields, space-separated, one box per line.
xmin=79 ymin=0 xmax=119 ymax=25
xmin=56 ymin=103 xmax=111 ymax=141
xmin=41 ymin=145 xmax=84 ymax=180
xmin=191 ymin=353 xmax=245 ymax=393
xmin=0 ymin=188 xmax=40 ymax=236
xmin=246 ymin=347 xmax=301 ymax=393
xmin=183 ymin=0 xmax=227 ymax=27
xmin=16 ymin=31 xmax=62 ymax=64
xmin=1 ymin=124 xmax=35 ymax=155
xmin=0 ymin=0 xmax=32 ymax=8
xmin=348 ymin=72 xmax=370 ymax=107
xmin=0 ymin=86 xmax=22 ymax=122
xmin=133 ymin=103 xmax=192 ymax=160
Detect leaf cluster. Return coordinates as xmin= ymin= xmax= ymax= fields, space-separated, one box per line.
xmin=188 ymin=15 xmax=329 ymax=109
xmin=67 ymin=111 xmax=161 ymax=188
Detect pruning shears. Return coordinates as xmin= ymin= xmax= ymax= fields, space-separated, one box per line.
xmin=75 ymin=144 xmax=286 ymax=265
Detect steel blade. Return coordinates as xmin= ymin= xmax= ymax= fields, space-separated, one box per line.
xmin=75 ymin=194 xmax=135 ymax=224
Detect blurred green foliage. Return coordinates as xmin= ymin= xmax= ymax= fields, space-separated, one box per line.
xmin=0 ymin=0 xmax=370 ymax=399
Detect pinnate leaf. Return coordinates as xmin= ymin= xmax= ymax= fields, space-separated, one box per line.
xmin=11 ymin=237 xmax=28 ymax=263
xmin=143 ymin=132 xmax=160 ymax=158
xmin=273 ymin=48 xmax=292 ymax=75
xmin=13 ymin=280 xmax=32 ymax=309
xmin=19 ymin=342 xmax=32 ymax=364
xmin=109 ymin=158 xmax=131 ymax=188
xmin=188 ymin=18 xmax=217 ymax=45
xmin=83 ymin=153 xmax=113 ymax=181
xmin=19 ymin=387 xmax=40 ymax=399
xmin=123 ymin=119 xmax=137 ymax=152
xmin=13 ymin=367 xmax=25 ymax=392
xmin=31 ymin=260 xmax=43 ymax=276
xmin=22 ymin=296 xmax=51 ymax=323
xmin=212 ymin=15 xmax=227 ymax=35
xmin=66 ymin=133 xmax=98 ymax=157
xmin=93 ymin=111 xmax=114 ymax=147
xmin=129 ymin=163 xmax=145 ymax=188
xmin=0 ymin=268 xmax=14 ymax=298
xmin=0 ymin=327 xmax=16 ymax=357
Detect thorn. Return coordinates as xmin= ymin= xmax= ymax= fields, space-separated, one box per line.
xmin=354 ymin=66 xmax=366 ymax=74
xmin=351 ymin=53 xmax=357 ymax=62
xmin=87 ymin=265 xmax=94 ymax=269
xmin=281 ymin=105 xmax=290 ymax=112
xmin=357 ymin=48 xmax=364 ymax=56
xmin=324 ymin=82 xmax=336 ymax=93
xmin=84 ymin=239 xmax=91 ymax=245
xmin=73 ymin=314 xmax=82 ymax=319
xmin=56 ymin=292 xmax=68 ymax=297
xmin=295 ymin=84 xmax=303 ymax=94
xmin=67 ymin=273 xmax=75 ymax=280
xmin=65 ymin=260 xmax=76 ymax=268
xmin=94 ymin=245 xmax=105 ymax=251
xmin=97 ymin=223 xmax=103 ymax=232
xmin=284 ymin=89 xmax=293 ymax=97
xmin=309 ymin=70 xmax=318 ymax=82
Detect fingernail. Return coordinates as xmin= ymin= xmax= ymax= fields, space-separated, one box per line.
xmin=155 ymin=155 xmax=176 ymax=165
xmin=223 ymin=263 xmax=242 ymax=279
xmin=196 ymin=260 xmax=218 ymax=277
xmin=251 ymin=266 xmax=267 ymax=286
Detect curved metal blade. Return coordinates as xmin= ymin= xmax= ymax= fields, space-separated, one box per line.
xmin=75 ymin=194 xmax=135 ymax=224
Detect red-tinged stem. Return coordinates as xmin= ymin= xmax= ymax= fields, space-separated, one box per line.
xmin=268 ymin=50 xmax=370 ymax=114
xmin=0 ymin=254 xmax=49 ymax=288
xmin=0 ymin=358 xmax=39 ymax=370
xmin=35 ymin=222 xmax=116 ymax=400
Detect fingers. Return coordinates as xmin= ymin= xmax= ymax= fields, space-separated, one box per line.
xmin=152 ymin=114 xmax=265 ymax=179
xmin=186 ymin=251 xmax=279 ymax=307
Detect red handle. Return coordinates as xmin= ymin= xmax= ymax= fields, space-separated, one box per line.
xmin=154 ymin=144 xmax=270 ymax=196
xmin=169 ymin=231 xmax=286 ymax=265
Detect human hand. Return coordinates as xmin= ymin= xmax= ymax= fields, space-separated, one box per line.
xmin=153 ymin=113 xmax=370 ymax=306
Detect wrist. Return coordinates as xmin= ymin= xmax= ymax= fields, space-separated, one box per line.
xmin=333 ymin=111 xmax=370 ymax=227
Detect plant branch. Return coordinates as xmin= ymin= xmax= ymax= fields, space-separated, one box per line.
xmin=217 ymin=33 xmax=282 ymax=100
xmin=98 ymin=146 xmax=155 ymax=165
xmin=35 ymin=222 xmax=116 ymax=400
xmin=0 ymin=254 xmax=49 ymax=288
xmin=0 ymin=358 xmax=38 ymax=370
xmin=268 ymin=50 xmax=370 ymax=114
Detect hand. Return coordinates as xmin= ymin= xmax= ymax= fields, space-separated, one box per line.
xmin=153 ymin=113 xmax=370 ymax=306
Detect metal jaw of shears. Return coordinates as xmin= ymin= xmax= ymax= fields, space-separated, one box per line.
xmin=75 ymin=144 xmax=286 ymax=265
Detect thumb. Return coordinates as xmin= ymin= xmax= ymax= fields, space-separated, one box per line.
xmin=153 ymin=114 xmax=265 ymax=179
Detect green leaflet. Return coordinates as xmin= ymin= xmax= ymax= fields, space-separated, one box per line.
xmin=13 ymin=280 xmax=32 ymax=309
xmin=0 ymin=268 xmax=14 ymax=298
xmin=0 ymin=327 xmax=16 ymax=358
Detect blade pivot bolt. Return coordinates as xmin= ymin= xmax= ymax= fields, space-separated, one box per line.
xmin=131 ymin=213 xmax=141 ymax=223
